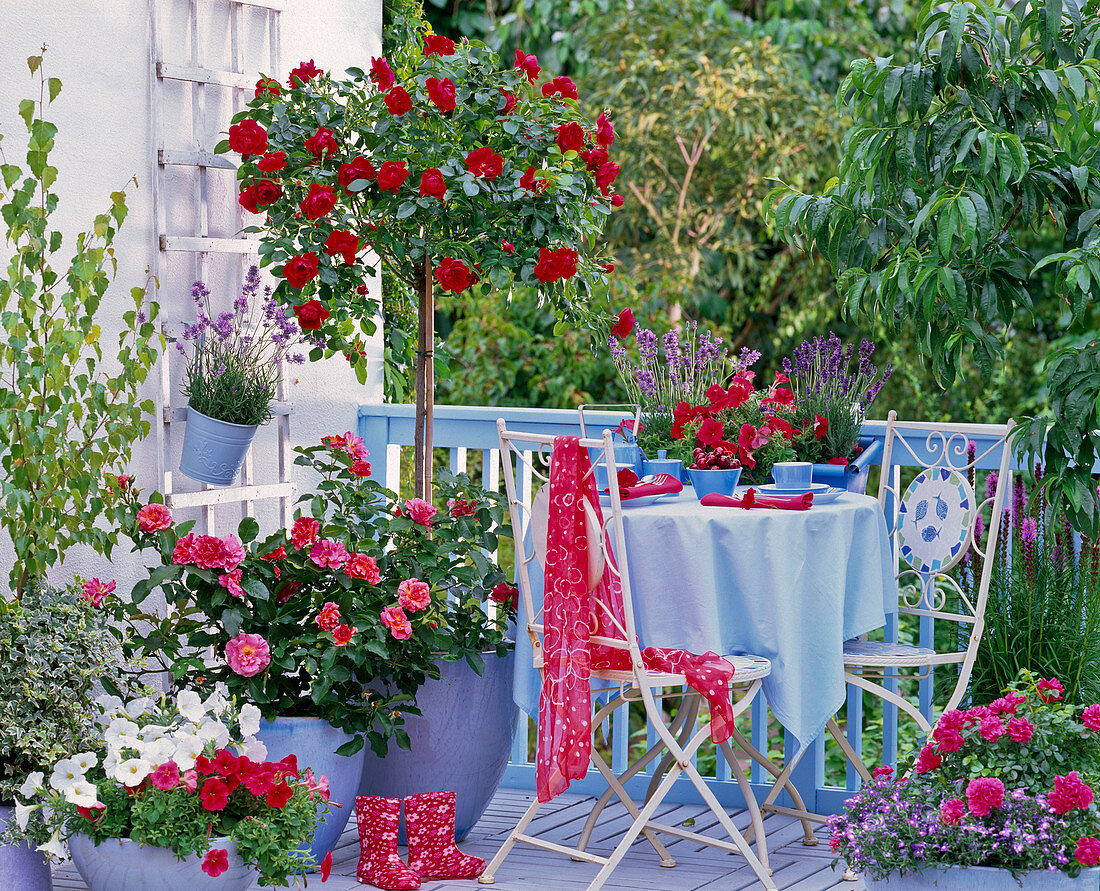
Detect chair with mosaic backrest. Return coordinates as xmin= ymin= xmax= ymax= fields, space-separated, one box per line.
xmin=828 ymin=411 xmax=1016 ymax=781
xmin=479 ymin=421 xmax=778 ymax=891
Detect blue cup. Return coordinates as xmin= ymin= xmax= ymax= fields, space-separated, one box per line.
xmin=771 ymin=461 xmax=813 ymax=489
xmin=687 ymin=467 xmax=741 ymax=498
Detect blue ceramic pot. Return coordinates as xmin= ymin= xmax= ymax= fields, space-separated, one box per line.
xmin=643 ymin=450 xmax=684 ymax=481
xmin=865 ymin=865 xmax=1100 ymax=889
xmin=179 ymin=407 xmax=258 ymax=486
xmin=0 ymin=806 xmax=52 ymax=891
xmin=358 ymin=650 xmax=516 ymax=843
xmin=69 ymin=834 xmax=253 ymax=891
xmin=256 ymin=716 xmax=366 ymax=866
xmin=687 ymin=467 xmax=742 ymax=498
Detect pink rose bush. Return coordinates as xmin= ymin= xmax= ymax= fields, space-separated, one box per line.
xmin=830 ymin=671 xmax=1100 ymax=881
xmin=117 ymin=436 xmax=512 ymax=756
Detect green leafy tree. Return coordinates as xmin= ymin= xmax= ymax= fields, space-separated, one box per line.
xmin=767 ymin=0 xmax=1100 ymax=529
xmin=0 ymin=52 xmax=160 ymax=602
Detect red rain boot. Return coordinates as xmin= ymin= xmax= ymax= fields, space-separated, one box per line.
xmin=355 ymin=795 xmax=421 ymax=890
xmin=404 ymin=791 xmax=486 ymax=880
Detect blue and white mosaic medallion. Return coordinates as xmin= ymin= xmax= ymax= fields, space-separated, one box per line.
xmin=896 ymin=467 xmax=974 ymax=574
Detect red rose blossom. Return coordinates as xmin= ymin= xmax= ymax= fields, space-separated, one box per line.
xmin=384 ymin=86 xmax=412 ymax=116
xmin=369 ymin=56 xmax=395 ymax=91
xmin=939 ymin=798 xmax=965 ymax=825
xmin=465 ymin=146 xmax=504 ymax=180
xmin=426 ymin=76 xmax=456 ymax=112
xmin=299 ymin=183 xmax=337 ymax=220
xmin=913 ymin=744 xmax=942 ymax=774
xmin=283 ymin=253 xmax=319 ymax=289
xmin=288 ymin=59 xmax=323 ymax=88
xmin=257 ymin=152 xmax=286 ymax=172
xmin=541 ymin=76 xmax=579 ymax=100
xmin=533 ymin=247 xmax=578 ymax=283
xmin=580 ymin=146 xmax=609 ymax=173
xmin=595 ymin=112 xmax=615 ymax=147
xmin=966 ymin=777 xmax=1004 ymax=817
xmin=595 ymin=161 xmax=621 ymax=194
xmin=238 ymin=185 xmax=261 ymax=214
xmin=490 ymin=582 xmax=519 ymax=610
xmin=611 ymin=194 xmax=625 ymax=207
xmin=332 ymin=623 xmax=357 ymax=646
xmin=610 ymin=308 xmax=635 ymax=339
xmin=555 ymin=122 xmax=586 ymax=154
xmin=1083 ymin=704 xmax=1100 ymax=731
xmin=434 ymin=256 xmax=479 ymax=293
xmin=419 ymin=168 xmax=447 ymax=198
xmin=338 ymin=156 xmax=376 ymax=192
xmin=424 ymin=34 xmax=456 ymax=56
xmin=228 ymin=118 xmax=267 ymax=156
xmin=514 ymin=49 xmax=541 ymax=82
xmin=376 ymin=161 xmax=410 ymax=192
xmin=324 ymin=230 xmax=359 ymax=265
xmin=500 ymin=90 xmax=517 ymax=114
xmin=1077 ymin=838 xmax=1100 ymax=867
xmin=1049 ymin=771 xmax=1094 ymax=814
xmin=304 ymin=126 xmax=338 ymax=163
xmin=254 ymin=77 xmax=280 ymax=99
xmin=291 ymin=516 xmax=319 ymax=549
xmin=502 ymin=241 xmax=515 ymax=255
xmin=519 ymin=166 xmax=547 ymax=194
xmin=1038 ymin=677 xmax=1064 ymax=702
xmin=293 ymin=298 xmax=330 ymax=329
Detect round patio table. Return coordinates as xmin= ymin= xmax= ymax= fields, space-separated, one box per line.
xmin=514 ymin=489 xmax=897 ymax=748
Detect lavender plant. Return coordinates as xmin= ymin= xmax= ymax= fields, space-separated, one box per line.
xmin=179 ymin=266 xmax=305 ymax=427
xmin=609 ymin=320 xmax=742 ymax=454
xmin=782 ymin=333 xmax=892 ymax=463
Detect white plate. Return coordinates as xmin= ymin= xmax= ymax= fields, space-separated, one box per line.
xmin=755 ymin=482 xmax=833 ymax=497
xmin=809 ymin=487 xmax=847 ymax=505
xmin=598 ymin=491 xmax=676 ymax=508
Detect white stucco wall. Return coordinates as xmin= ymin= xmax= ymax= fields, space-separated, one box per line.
xmin=0 ymin=0 xmax=384 ymax=593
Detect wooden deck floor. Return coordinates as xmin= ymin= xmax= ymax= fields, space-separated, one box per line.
xmin=53 ymin=787 xmax=866 ymax=890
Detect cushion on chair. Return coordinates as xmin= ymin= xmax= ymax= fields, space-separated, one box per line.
xmin=843 ymin=639 xmax=939 ymax=667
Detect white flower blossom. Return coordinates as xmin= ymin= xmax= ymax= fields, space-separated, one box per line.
xmin=196 ymin=720 xmax=230 ymax=748
xmin=176 ymin=690 xmax=207 ymax=723
xmin=203 ymin=688 xmax=229 ymax=716
xmin=112 ymin=758 xmax=154 ymax=787
xmin=37 ymin=834 xmax=68 ymax=861
xmin=143 ymin=736 xmax=176 ymax=765
xmin=241 ymin=737 xmax=267 ymax=761
xmin=171 ymin=733 xmax=205 ymax=771
xmin=64 ymin=781 xmax=104 ymax=809
xmin=72 ymin=752 xmax=98 ymax=773
xmin=18 ymin=771 xmax=44 ymax=798
xmin=14 ymin=801 xmax=36 ymax=830
xmin=48 ymin=759 xmax=83 ymax=792
xmin=95 ymin=693 xmax=124 ymax=716
xmin=102 ymin=750 xmax=122 ymax=776
xmin=138 ymin=723 xmax=170 ymax=741
xmin=238 ymin=704 xmax=261 ymax=738
xmin=125 ymin=696 xmax=152 ymax=719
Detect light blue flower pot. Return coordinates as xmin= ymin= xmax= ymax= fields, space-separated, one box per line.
xmin=358 ymin=650 xmax=517 ymax=843
xmin=179 ymin=407 xmax=258 ymax=486
xmin=866 ymin=865 xmax=1100 ymax=889
xmin=0 ymin=806 xmax=52 ymax=891
xmin=69 ymin=834 xmax=253 ymax=891
xmin=256 ymin=716 xmax=366 ymax=866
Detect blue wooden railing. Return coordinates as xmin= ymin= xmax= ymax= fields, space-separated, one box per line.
xmin=359 ymin=404 xmax=1015 ymax=815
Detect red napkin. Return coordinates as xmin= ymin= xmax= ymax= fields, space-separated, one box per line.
xmin=700 ymin=488 xmax=813 ymax=510
xmin=606 ymin=470 xmax=684 ymax=500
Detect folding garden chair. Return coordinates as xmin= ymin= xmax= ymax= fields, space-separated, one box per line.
xmin=829 ymin=412 xmax=1016 ymax=781
xmin=480 ymin=421 xmax=778 ymax=891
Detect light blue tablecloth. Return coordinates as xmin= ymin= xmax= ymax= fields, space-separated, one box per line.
xmin=515 ymin=490 xmax=897 ymax=748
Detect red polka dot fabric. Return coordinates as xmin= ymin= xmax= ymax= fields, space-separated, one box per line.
xmin=404 ymin=790 xmax=486 ymax=879
xmin=537 ymin=436 xmax=736 ymax=803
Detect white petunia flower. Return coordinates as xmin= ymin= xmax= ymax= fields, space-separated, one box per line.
xmin=112 ymin=758 xmax=154 ymax=787
xmin=125 ymin=696 xmax=152 ymax=719
xmin=104 ymin=717 xmax=140 ymax=748
xmin=171 ymin=732 xmax=204 ymax=771
xmin=48 ymin=760 xmax=83 ymax=792
xmin=238 ymin=704 xmax=261 ymax=738
xmin=18 ymin=771 xmax=44 ymax=798
xmin=241 ymin=737 xmax=267 ymax=761
xmin=176 ymin=690 xmax=207 ymax=723
xmin=95 ymin=693 xmax=124 ymax=715
xmin=203 ymin=689 xmax=229 ymax=716
xmin=15 ymin=800 xmax=36 ymax=830
xmin=102 ymin=750 xmax=122 ymax=776
xmin=37 ymin=835 xmax=68 ymax=861
xmin=138 ymin=724 xmax=169 ymax=741
xmin=144 ymin=737 xmax=176 ymax=765
xmin=71 ymin=752 xmax=98 ymax=773
xmin=195 ymin=720 xmax=230 ymax=748
xmin=64 ymin=781 xmax=105 ymax=809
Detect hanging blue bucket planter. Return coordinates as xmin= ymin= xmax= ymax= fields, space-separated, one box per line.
xmin=179 ymin=407 xmax=258 ymax=486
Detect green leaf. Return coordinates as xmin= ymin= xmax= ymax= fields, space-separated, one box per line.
xmin=238 ymin=516 xmax=260 ymax=543
xmin=47 ymin=78 xmax=62 ymax=103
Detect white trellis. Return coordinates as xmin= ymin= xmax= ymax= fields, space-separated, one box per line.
xmin=150 ymin=0 xmax=294 ymax=533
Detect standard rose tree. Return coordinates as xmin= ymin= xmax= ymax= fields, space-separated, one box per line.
xmin=218 ymin=29 xmax=620 ymax=496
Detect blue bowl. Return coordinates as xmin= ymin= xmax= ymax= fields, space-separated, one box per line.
xmin=687 ymin=467 xmax=742 ymax=498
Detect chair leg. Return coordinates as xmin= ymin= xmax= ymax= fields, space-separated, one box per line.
xmin=477 ymin=795 xmax=544 ymax=885
xmin=719 ymin=737 xmax=771 ymax=872
xmin=727 ymin=725 xmax=821 ymax=843
xmin=643 ymin=695 xmax=700 ymax=804
xmin=827 ymin=717 xmax=873 ymax=784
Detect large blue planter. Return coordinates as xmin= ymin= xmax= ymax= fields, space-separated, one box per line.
xmin=358 ymin=650 xmax=516 ymax=843
xmin=179 ymin=407 xmax=258 ymax=486
xmin=0 ymin=806 xmax=52 ymax=891
xmin=866 ymin=865 xmax=1100 ymax=889
xmin=69 ymin=834 xmax=253 ymax=891
xmin=256 ymin=716 xmax=366 ymax=866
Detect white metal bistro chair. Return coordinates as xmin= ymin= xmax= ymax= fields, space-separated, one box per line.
xmin=479 ymin=421 xmax=778 ymax=891
xmin=830 ymin=412 xmax=1016 ymax=781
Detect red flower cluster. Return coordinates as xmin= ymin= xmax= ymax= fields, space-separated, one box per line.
xmin=541 ymin=76 xmax=578 ymax=100
xmin=194 ymin=749 xmax=306 ymax=813
xmin=370 ymin=56 xmax=394 ymax=91
xmin=339 ymin=156 xmax=376 ymax=192
xmin=255 ymin=77 xmax=281 ymax=99
xmin=427 ymin=76 xmax=456 ymax=112
xmin=385 ymin=86 xmax=413 ymax=116
xmin=300 ymin=183 xmax=337 ymax=220
xmin=514 ymin=49 xmax=540 ymax=82
xmin=325 ymin=230 xmax=359 ymax=265
xmin=304 ymin=126 xmax=338 ymax=163
xmin=424 ymin=34 xmax=456 ymax=56
xmin=533 ymin=247 xmax=578 ymax=283
xmin=519 ymin=165 xmax=547 ymax=195
xmin=238 ymin=179 xmax=282 ymax=214
xmin=434 ymin=256 xmax=479 ymax=293
xmin=293 ymin=297 xmax=328 ymax=328
xmin=228 ymin=118 xmax=267 ymax=156
xmin=419 ymin=168 xmax=446 ymax=199
xmin=1048 ymin=771 xmax=1094 ymax=815
xmin=377 ymin=160 xmax=409 ymax=192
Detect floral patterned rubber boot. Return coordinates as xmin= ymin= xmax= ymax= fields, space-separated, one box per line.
xmin=404 ymin=791 xmax=487 ymax=879
xmin=355 ymin=795 xmax=421 ymax=890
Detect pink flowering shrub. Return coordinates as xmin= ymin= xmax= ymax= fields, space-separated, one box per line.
xmin=115 ymin=438 xmax=512 ymax=756
xmin=831 ymin=671 xmax=1100 ymax=880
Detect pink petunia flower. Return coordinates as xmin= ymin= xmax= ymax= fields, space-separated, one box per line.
xmin=149 ymin=760 xmax=180 ymax=791
xmin=201 ymin=848 xmax=229 ymax=877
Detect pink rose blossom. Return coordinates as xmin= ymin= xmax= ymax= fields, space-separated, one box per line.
xmin=1082 ymin=704 xmax=1100 ymax=731
xmin=1006 ymin=716 xmax=1034 ymax=743
xmin=1077 ymin=837 xmax=1100 ymax=867
xmin=137 ymin=503 xmax=173 ymax=533
xmin=310 ymin=538 xmax=349 ymax=569
xmin=225 ymin=632 xmax=271 ymax=677
xmin=934 ymin=728 xmax=964 ymax=753
xmin=380 ymin=605 xmax=413 ymax=640
xmin=344 ymin=552 xmax=381 ymax=583
xmin=220 ymin=534 xmax=245 ymax=571
xmin=172 ymin=532 xmax=197 ymax=564
xmin=978 ymin=715 xmax=1006 ymax=742
xmin=397 ymin=578 xmax=431 ymax=612
xmin=81 ymin=578 xmax=115 ymax=607
xmin=1049 ymin=771 xmax=1094 ymax=814
xmin=940 ymin=798 xmax=965 ymax=825
xmin=402 ymin=497 xmax=437 ymax=528
xmin=291 ymin=516 xmax=319 ymax=549
xmin=1038 ymin=677 xmax=1064 ymax=702
xmin=913 ymin=745 xmax=942 ymax=775
xmin=987 ymin=696 xmax=1019 ymax=717
xmin=149 ymin=760 xmax=180 ymax=790
xmin=315 ymin=601 xmax=341 ymax=631
xmin=192 ymin=534 xmax=228 ymax=570
xmin=966 ymin=777 xmax=1005 ymax=816
xmin=218 ymin=569 xmax=245 ymax=599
